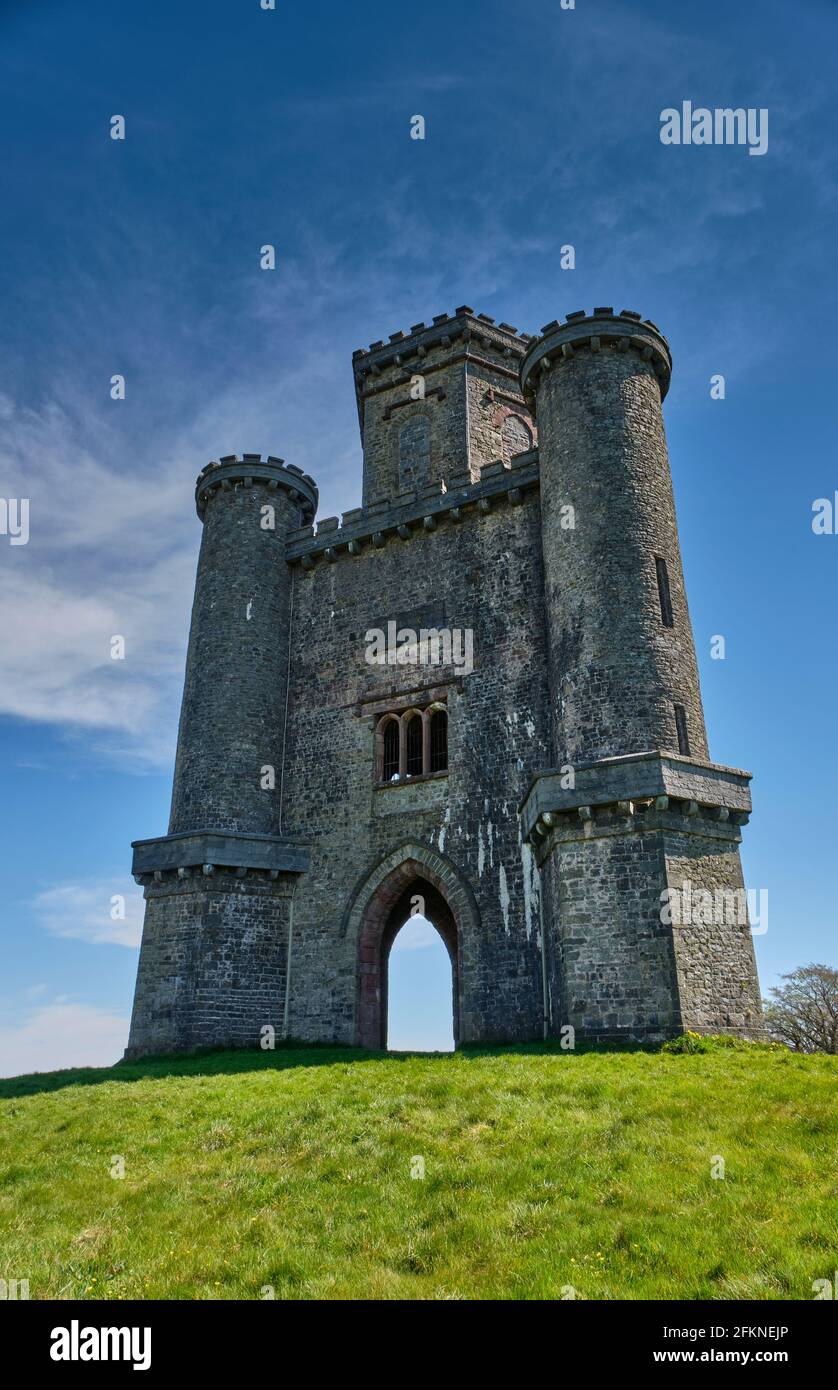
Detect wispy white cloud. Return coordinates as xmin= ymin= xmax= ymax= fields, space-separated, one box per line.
xmin=0 ymin=1001 xmax=129 ymax=1078
xmin=1 ymin=0 xmax=834 ymax=775
xmin=33 ymin=878 xmax=144 ymax=949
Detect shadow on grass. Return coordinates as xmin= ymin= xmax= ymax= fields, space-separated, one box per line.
xmin=0 ymin=1038 xmax=663 ymax=1100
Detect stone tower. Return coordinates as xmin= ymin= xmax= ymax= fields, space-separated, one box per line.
xmin=126 ymin=306 xmax=763 ymax=1058
xmin=126 ymin=457 xmax=316 ymax=1056
xmin=519 ymin=310 xmax=762 ymax=1040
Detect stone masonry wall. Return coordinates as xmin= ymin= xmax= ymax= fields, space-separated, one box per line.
xmin=361 ymin=349 xmax=466 ymax=504
xmin=664 ymin=831 xmax=764 ymax=1036
xmin=465 ymin=363 xmax=537 ymax=476
xmin=539 ymin=820 xmax=682 ymax=1042
xmin=125 ymin=872 xmax=295 ymax=1057
xmin=281 ymin=484 xmax=552 ymax=1045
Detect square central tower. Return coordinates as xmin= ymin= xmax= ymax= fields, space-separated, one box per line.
xmin=353 ymin=308 xmax=538 ymax=504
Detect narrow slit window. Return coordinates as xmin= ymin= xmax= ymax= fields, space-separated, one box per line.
xmin=674 ymin=703 xmax=691 ymax=757
xmin=429 ymin=708 xmax=448 ymax=772
xmin=405 ymin=715 xmax=423 ymax=777
xmin=382 ymin=719 xmax=400 ymax=781
xmin=655 ymin=556 xmax=674 ymax=628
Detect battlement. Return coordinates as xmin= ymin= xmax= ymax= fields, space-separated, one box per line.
xmin=519 ymin=750 xmax=752 ymax=853
xmin=286 ymin=448 xmax=539 ymax=569
xmin=352 ymin=306 xmax=534 ymax=369
xmin=195 ymin=454 xmax=319 ymax=524
xmin=520 ymin=308 xmax=673 ymax=403
xmin=352 ymin=308 xmax=534 ymax=444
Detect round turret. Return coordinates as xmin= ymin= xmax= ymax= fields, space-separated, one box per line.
xmin=521 ymin=309 xmax=708 ymax=766
xmin=168 ymin=454 xmax=317 ymax=836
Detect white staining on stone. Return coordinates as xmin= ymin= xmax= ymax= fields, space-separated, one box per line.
xmin=524 ymin=718 xmax=535 ymax=738
xmin=477 ymin=824 xmax=485 ymax=878
xmin=520 ymin=835 xmax=539 ymax=941
xmin=499 ymin=863 xmax=510 ymax=936
xmin=246 ymin=600 xmax=253 ymax=621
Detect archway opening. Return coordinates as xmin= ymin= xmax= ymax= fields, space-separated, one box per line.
xmin=388 ymin=915 xmax=455 ymax=1052
xmin=357 ymin=872 xmax=460 ymax=1050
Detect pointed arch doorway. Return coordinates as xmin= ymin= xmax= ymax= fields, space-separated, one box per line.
xmin=344 ymin=845 xmax=479 ymax=1050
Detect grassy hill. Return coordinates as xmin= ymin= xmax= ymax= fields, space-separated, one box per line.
xmin=1 ymin=1040 xmax=835 ymax=1301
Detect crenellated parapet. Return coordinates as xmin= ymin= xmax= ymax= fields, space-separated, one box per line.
xmin=352 ymin=308 xmax=534 ymax=425
xmin=520 ymin=751 xmax=752 ymax=857
xmin=520 ymin=308 xmax=672 ymax=408
xmin=353 ymin=309 xmax=538 ymax=501
xmin=195 ymin=454 xmax=318 ymax=525
xmin=286 ymin=448 xmax=539 ymax=570
xmin=131 ymin=828 xmax=310 ymax=884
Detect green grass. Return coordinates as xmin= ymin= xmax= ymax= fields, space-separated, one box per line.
xmin=1 ymin=1041 xmax=835 ymax=1300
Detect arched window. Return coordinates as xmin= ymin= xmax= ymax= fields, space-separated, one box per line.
xmin=398 ymin=415 xmax=431 ymax=490
xmin=382 ymin=718 xmax=400 ymax=781
xmin=429 ymin=708 xmax=448 ymax=773
xmin=501 ymin=413 xmax=532 ymax=464
xmin=405 ymin=713 xmax=423 ymax=777
xmin=375 ymin=703 xmax=449 ymax=785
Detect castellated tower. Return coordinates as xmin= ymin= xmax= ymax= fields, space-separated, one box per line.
xmin=126 ymin=457 xmax=317 ymax=1057
xmin=358 ymin=307 xmax=537 ymax=503
xmin=126 ymin=305 xmax=762 ymax=1060
xmin=519 ymin=310 xmax=763 ymax=1040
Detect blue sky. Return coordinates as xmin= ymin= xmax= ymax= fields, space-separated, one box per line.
xmin=0 ymin=0 xmax=836 ymax=1072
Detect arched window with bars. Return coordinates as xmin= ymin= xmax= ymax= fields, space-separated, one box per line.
xmin=429 ymin=707 xmax=448 ymax=773
xmin=374 ymin=703 xmax=448 ymax=784
xmin=405 ymin=713 xmax=423 ymax=777
xmin=381 ymin=717 xmax=400 ymax=781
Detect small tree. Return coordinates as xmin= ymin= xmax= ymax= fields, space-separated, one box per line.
xmin=763 ymin=963 xmax=838 ymax=1054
